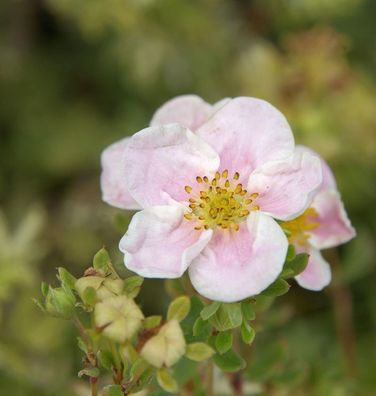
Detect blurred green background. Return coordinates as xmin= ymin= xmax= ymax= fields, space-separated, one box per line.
xmin=0 ymin=0 xmax=375 ymax=395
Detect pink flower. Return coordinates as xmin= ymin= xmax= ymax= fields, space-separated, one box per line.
xmin=282 ymin=146 xmax=356 ymax=291
xmin=101 ymin=95 xmax=322 ymax=302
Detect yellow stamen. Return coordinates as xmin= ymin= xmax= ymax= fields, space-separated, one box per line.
xmin=185 ymin=185 xmax=192 ymax=193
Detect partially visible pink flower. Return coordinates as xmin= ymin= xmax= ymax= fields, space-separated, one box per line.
xmin=101 ymin=96 xmax=322 ymax=302
xmin=282 ymin=146 xmax=356 ymax=291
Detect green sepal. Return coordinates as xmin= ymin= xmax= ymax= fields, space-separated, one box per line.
xmin=123 ymin=275 xmax=144 ymax=298
xmin=167 ymin=295 xmax=191 ymax=322
xmin=93 ymin=247 xmax=111 ymax=274
xmin=209 ymin=303 xmax=242 ymax=331
xmin=261 ymin=279 xmax=290 ymax=297
xmin=200 ymin=301 xmax=221 ymax=321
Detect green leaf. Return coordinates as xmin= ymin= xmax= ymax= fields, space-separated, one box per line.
xmin=78 ymin=367 xmax=100 ymax=378
xmin=167 ymin=295 xmax=191 ymax=322
xmin=261 ymin=279 xmax=290 ymax=297
xmin=77 ymin=337 xmax=88 ymax=354
xmin=200 ymin=301 xmax=220 ymax=320
xmin=215 ymin=331 xmax=233 ymax=354
xmin=213 ymin=349 xmax=246 ymax=372
xmin=98 ymin=349 xmax=114 ymax=371
xmin=130 ymin=358 xmax=148 ymax=379
xmin=41 ymin=282 xmax=49 ymax=297
xmin=241 ymin=301 xmax=255 ymax=321
xmin=93 ymin=247 xmax=111 ymax=274
xmin=123 ymin=275 xmax=144 ymax=298
xmin=241 ymin=321 xmax=255 ymax=345
xmin=57 ymin=267 xmax=77 ymax=290
xmin=186 ymin=342 xmax=215 ymax=361
xmin=283 ymin=253 xmax=309 ymax=278
xmin=102 ymin=385 xmax=122 ymax=396
xmin=192 ymin=317 xmax=211 ymax=338
xmin=286 ymin=244 xmax=296 ymax=261
xmin=157 ymin=368 xmax=178 ymax=393
xmin=82 ymin=286 xmax=97 ymax=306
xmin=144 ymin=315 xmax=162 ymax=329
xmin=209 ymin=303 xmax=242 ymax=331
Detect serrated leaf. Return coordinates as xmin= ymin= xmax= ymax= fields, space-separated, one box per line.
xmin=213 ymin=349 xmax=246 ymax=372
xmin=186 ymin=342 xmax=215 ymax=361
xmin=261 ymin=279 xmax=290 ymax=297
xmin=144 ymin=315 xmax=162 ymax=329
xmin=200 ymin=301 xmax=220 ymax=320
xmin=215 ymin=331 xmax=233 ymax=354
xmin=98 ymin=349 xmax=114 ymax=370
xmin=167 ymin=295 xmax=191 ymax=322
xmin=241 ymin=301 xmax=255 ymax=321
xmin=192 ymin=317 xmax=211 ymax=338
xmin=78 ymin=367 xmax=100 ymax=378
xmin=82 ymin=286 xmax=96 ymax=306
xmin=77 ymin=337 xmax=88 ymax=354
xmin=93 ymin=248 xmax=111 ymax=274
xmin=241 ymin=321 xmax=255 ymax=345
xmin=102 ymin=385 xmax=122 ymax=396
xmin=57 ymin=267 xmax=77 ymax=290
xmin=123 ymin=276 xmax=144 ymax=298
xmin=157 ymin=368 xmax=178 ymax=393
xmin=209 ymin=303 xmax=242 ymax=331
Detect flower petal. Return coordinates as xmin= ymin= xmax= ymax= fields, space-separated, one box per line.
xmin=150 ymin=95 xmax=212 ymax=131
xmin=100 ymin=138 xmax=141 ymax=209
xmin=196 ymin=97 xmax=295 ymax=181
xmin=119 ymin=205 xmax=213 ymax=278
xmin=188 ymin=212 xmax=288 ymax=302
xmin=124 ymin=123 xmax=220 ymax=207
xmin=309 ymin=190 xmax=356 ymax=250
xmin=295 ymin=248 xmax=331 ymax=291
xmin=247 ymin=150 xmax=322 ymax=221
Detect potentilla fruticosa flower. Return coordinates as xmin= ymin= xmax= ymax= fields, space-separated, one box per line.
xmin=101 ymin=95 xmax=322 ymax=302
xmin=282 ymin=146 xmax=355 ymax=291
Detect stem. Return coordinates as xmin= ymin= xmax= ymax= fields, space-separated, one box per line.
xmin=206 ymin=360 xmax=214 ymax=396
xmin=327 ymin=248 xmax=357 ymax=377
xmin=90 ymin=377 xmax=98 ymax=396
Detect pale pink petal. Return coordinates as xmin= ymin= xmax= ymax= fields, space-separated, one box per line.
xmin=150 ymin=95 xmax=212 ymax=131
xmin=124 ymin=123 xmax=220 ymax=207
xmin=100 ymin=138 xmax=141 ymax=210
xmin=188 ymin=212 xmax=288 ymax=302
xmin=295 ymin=248 xmax=331 ymax=291
xmin=196 ymin=97 xmax=295 ymax=182
xmin=119 ymin=205 xmax=213 ymax=278
xmin=296 ymin=145 xmax=336 ymax=191
xmin=247 ymin=150 xmax=322 ymax=221
xmin=309 ymin=190 xmax=356 ymax=250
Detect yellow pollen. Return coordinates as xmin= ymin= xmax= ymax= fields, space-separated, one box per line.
xmin=282 ymin=207 xmax=320 ymax=247
xmin=183 ymin=171 xmax=260 ymax=232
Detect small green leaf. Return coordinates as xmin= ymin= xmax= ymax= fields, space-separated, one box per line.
xmin=78 ymin=367 xmax=100 ymax=378
xmin=261 ymin=279 xmax=290 ymax=297
xmin=167 ymin=295 xmax=191 ymax=322
xmin=157 ymin=368 xmax=178 ymax=393
xmin=283 ymin=253 xmax=309 ymax=278
xmin=144 ymin=315 xmax=162 ymax=329
xmin=77 ymin=337 xmax=88 ymax=354
xmin=93 ymin=248 xmax=111 ymax=274
xmin=130 ymin=358 xmax=148 ymax=379
xmin=57 ymin=267 xmax=77 ymax=290
xmin=286 ymin=244 xmax=296 ymax=261
xmin=32 ymin=298 xmax=46 ymax=313
xmin=186 ymin=342 xmax=215 ymax=361
xmin=82 ymin=286 xmax=97 ymax=306
xmin=123 ymin=276 xmax=144 ymax=298
xmin=209 ymin=303 xmax=242 ymax=331
xmin=103 ymin=385 xmax=122 ymax=396
xmin=215 ymin=331 xmax=233 ymax=354
xmin=200 ymin=301 xmax=221 ymax=320
xmin=241 ymin=301 xmax=255 ymax=321
xmin=41 ymin=282 xmax=49 ymax=297
xmin=213 ymin=349 xmax=246 ymax=372
xmin=241 ymin=321 xmax=255 ymax=345
xmin=98 ymin=349 xmax=114 ymax=370
xmin=192 ymin=317 xmax=211 ymax=338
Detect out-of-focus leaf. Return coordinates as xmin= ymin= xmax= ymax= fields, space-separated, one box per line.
xmin=186 ymin=342 xmax=215 ymax=361
xmin=167 ymin=295 xmax=191 ymax=322
xmin=213 ymin=349 xmax=246 ymax=372
xmin=215 ymin=331 xmax=233 ymax=354
xmin=157 ymin=368 xmax=178 ymax=393
xmin=261 ymin=279 xmax=290 ymax=297
xmin=123 ymin=275 xmax=144 ymax=298
xmin=93 ymin=248 xmax=111 ymax=274
xmin=200 ymin=301 xmax=220 ymax=320
xmin=241 ymin=321 xmax=255 ymax=345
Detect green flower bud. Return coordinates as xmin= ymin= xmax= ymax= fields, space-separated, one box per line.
xmin=141 ymin=320 xmax=186 ymax=368
xmin=94 ymin=295 xmax=144 ymax=343
xmin=45 ymin=286 xmax=75 ymax=319
xmin=75 ymin=276 xmax=123 ymax=302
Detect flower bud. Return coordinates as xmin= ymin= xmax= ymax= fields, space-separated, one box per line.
xmin=45 ymin=286 xmax=75 ymax=319
xmin=75 ymin=276 xmax=123 ymax=302
xmin=94 ymin=295 xmax=144 ymax=343
xmin=141 ymin=320 xmax=186 ymax=368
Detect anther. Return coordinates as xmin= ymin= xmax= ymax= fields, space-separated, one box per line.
xmin=222 ymin=169 xmax=228 ymax=178
xmin=235 ymin=184 xmax=242 ymax=193
xmin=211 ymin=178 xmax=217 ymax=186
xmin=196 ymin=176 xmax=203 ymax=183
xmin=189 ymin=198 xmax=196 ymax=203
xmin=204 ymin=225 xmax=209 ymax=230
xmin=252 ymin=205 xmax=260 ymax=211
xmin=189 ymin=204 xmax=196 ymax=209
xmin=185 ymin=186 xmax=192 ymax=193
xmin=194 ymin=226 xmax=202 ymax=230
xmin=215 ymin=171 xmax=220 ymax=180
xmin=234 ymin=172 xmax=240 ymax=180
xmin=184 ymin=214 xmax=193 ymax=220
xmin=225 ymin=180 xmax=230 ymax=188
xmin=250 ymin=193 xmax=259 ymax=199
xmin=233 ymin=224 xmax=240 ymax=231
xmin=203 ymin=176 xmax=209 ymax=183
xmin=245 ymin=199 xmax=253 ymax=205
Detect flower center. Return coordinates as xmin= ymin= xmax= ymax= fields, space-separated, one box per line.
xmin=282 ymin=207 xmax=320 ymax=247
xmin=184 ymin=170 xmax=260 ymax=231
